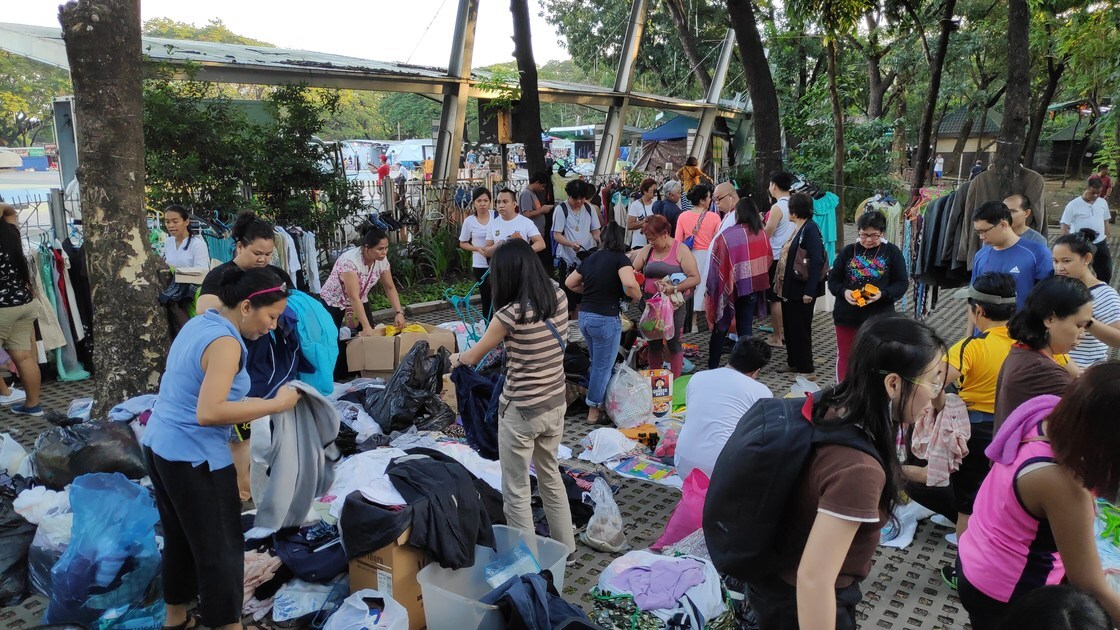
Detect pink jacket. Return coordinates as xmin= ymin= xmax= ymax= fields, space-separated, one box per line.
xmin=910 ymin=394 xmax=971 ymax=487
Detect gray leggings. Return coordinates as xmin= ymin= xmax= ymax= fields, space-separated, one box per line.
xmin=647 ymin=303 xmax=686 ymax=354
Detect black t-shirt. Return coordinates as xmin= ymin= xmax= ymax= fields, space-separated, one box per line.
xmin=578 ymin=250 xmax=632 ymax=317
xmin=199 ymin=261 xmax=293 ymax=297
xmin=0 ymin=247 xmax=32 ymax=308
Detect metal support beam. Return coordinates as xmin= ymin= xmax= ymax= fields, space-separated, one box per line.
xmin=689 ymin=28 xmax=736 ymax=164
xmin=432 ymin=0 xmax=479 ymax=185
xmin=594 ymin=0 xmax=647 ymax=177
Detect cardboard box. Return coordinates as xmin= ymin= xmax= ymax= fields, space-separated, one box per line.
xmin=348 ymin=529 xmax=430 ymax=630
xmin=642 ymin=368 xmax=673 ymax=417
xmin=346 ymin=323 xmax=456 ymax=378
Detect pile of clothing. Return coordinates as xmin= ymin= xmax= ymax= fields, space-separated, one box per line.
xmin=593 ymin=551 xmax=728 ymax=628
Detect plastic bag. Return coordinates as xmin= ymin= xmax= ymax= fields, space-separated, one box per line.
xmin=0 ymin=434 xmax=27 ymax=476
xmin=324 ymin=589 xmax=408 ymax=630
xmin=67 ymin=398 xmax=94 ymax=422
xmin=578 ymin=428 xmax=642 ymax=465
xmin=32 ymin=420 xmax=147 ymax=489
xmin=653 ymin=428 xmax=678 ymax=458
xmin=579 ymin=478 xmax=627 ymax=553
xmin=273 ymin=578 xmax=337 ymax=623
xmin=789 ymin=375 xmax=821 ymax=397
xmin=483 ymin=539 xmax=541 ymax=589
xmin=651 ymin=469 xmax=709 ymax=551
xmin=45 ymin=473 xmax=164 ymax=629
xmin=365 ymin=342 xmax=455 ymax=433
xmin=0 ymin=498 xmax=36 ymax=606
xmin=28 ymin=526 xmax=67 ymax=596
xmin=604 ymin=364 xmax=653 ymax=429
xmin=638 ymin=292 xmax=675 ymax=340
xmin=13 ymin=486 xmax=70 ymax=525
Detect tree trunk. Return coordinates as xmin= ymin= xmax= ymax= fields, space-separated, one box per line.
xmin=948 ymin=109 xmax=976 ymax=177
xmin=892 ymin=89 xmax=908 ymax=174
xmin=58 ymin=0 xmax=168 ymax=418
xmin=663 ymin=0 xmax=734 ymax=163
xmin=726 ymin=0 xmax=784 ymax=201
xmin=992 ymin=0 xmax=1030 ymax=198
xmin=909 ymin=0 xmax=958 ymax=199
xmin=1023 ymin=60 xmax=1065 ymax=168
xmin=827 ymin=38 xmax=845 ymax=252
xmin=867 ymin=55 xmax=895 ymax=120
xmin=510 ymin=0 xmax=546 ymax=175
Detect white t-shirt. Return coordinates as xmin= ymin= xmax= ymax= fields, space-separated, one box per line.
xmin=163 ymin=234 xmax=211 ymax=271
xmin=552 ymin=201 xmax=602 ymax=265
xmin=934 ymin=157 xmax=945 ymax=173
xmin=767 ymin=197 xmax=795 ymax=258
xmin=628 ymin=199 xmax=655 ymax=248
xmin=675 ymin=368 xmax=773 ymax=481
xmin=1070 ymin=283 xmax=1120 ymax=368
xmin=716 ymin=209 xmax=738 ymax=236
xmin=1060 ymin=196 xmax=1110 ymax=243
xmin=486 ymin=213 xmax=540 ymax=246
xmin=459 ymin=214 xmax=492 ymax=268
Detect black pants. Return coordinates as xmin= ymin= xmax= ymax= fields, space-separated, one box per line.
xmin=472 ymin=267 xmax=492 ymax=320
xmin=144 ymin=447 xmax=243 ymax=627
xmin=747 ymin=573 xmax=862 ymax=630
xmin=957 ymin=558 xmax=1013 ymax=630
xmin=323 ymin=301 xmax=374 ymax=380
xmin=784 ymin=297 xmax=816 ymax=373
xmin=708 ymin=293 xmax=758 ymax=370
xmin=1094 ymin=240 xmax=1113 ymax=284
xmin=904 ymin=480 xmax=957 ymax=523
xmin=951 ymin=420 xmax=995 ymax=515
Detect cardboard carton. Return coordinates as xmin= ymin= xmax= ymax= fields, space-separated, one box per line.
xmin=348 ymin=529 xmax=430 ymax=630
xmin=346 ymin=323 xmax=456 ymax=379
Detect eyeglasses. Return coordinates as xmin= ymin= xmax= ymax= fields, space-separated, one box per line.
xmin=974 ymin=223 xmax=1003 ymax=236
xmin=879 ymin=370 xmax=944 ymax=396
xmin=857 ymin=232 xmax=882 ymax=241
xmin=715 ymin=193 xmax=735 ymax=203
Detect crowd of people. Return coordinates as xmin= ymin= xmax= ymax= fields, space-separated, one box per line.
xmin=3 ymin=158 xmax=1120 ymax=630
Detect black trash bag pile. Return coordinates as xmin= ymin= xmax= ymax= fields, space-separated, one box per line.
xmin=365 ymin=342 xmax=455 ymax=434
xmin=32 ymin=416 xmax=147 ymax=489
xmin=0 ymin=497 xmax=36 ymax=606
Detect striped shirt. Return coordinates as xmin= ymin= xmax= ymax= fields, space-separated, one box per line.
xmin=1070 ymin=282 xmax=1120 ymax=368
xmin=495 ymin=285 xmax=569 ymax=415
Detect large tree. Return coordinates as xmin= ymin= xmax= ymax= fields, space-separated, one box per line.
xmin=510 ymin=0 xmax=547 ymax=175
xmin=59 ymin=0 xmax=168 ymax=416
xmin=991 ymin=0 xmax=1030 ymax=197
xmin=726 ymin=0 xmax=785 ymax=200
xmin=908 ymin=0 xmax=959 ymax=198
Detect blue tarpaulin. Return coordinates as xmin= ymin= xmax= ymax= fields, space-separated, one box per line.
xmin=642 ymin=115 xmax=698 ymax=142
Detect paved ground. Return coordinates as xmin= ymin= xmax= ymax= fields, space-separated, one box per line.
xmin=10 ymin=228 xmax=1118 ymax=629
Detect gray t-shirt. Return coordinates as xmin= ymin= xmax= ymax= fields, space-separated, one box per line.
xmin=1018 ymin=228 xmax=1048 ymax=248
xmin=519 ymin=188 xmax=546 ymax=234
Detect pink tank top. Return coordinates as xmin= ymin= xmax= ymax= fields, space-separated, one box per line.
xmin=958 ymin=426 xmax=1062 ymax=603
xmin=642 ymin=240 xmax=683 ymax=295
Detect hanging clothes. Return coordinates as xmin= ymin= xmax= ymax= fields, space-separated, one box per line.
xmin=811 ymin=192 xmax=840 ymax=265
xmin=299 ymin=231 xmax=321 ymax=294
xmin=961 ymin=168 xmax=1046 ymax=271
xmin=37 ymin=244 xmax=88 ymax=381
xmin=204 ymin=234 xmax=235 ymax=264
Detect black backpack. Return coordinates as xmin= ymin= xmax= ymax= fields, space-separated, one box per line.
xmin=702 ymin=396 xmax=883 ymax=582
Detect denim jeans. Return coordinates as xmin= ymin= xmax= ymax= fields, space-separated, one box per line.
xmin=578 ymin=311 xmax=622 ymax=408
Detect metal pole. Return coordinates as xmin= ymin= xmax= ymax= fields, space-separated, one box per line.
xmin=48 ymin=188 xmax=67 ymax=238
xmin=688 ymin=28 xmax=736 ymax=164
xmin=594 ymin=0 xmax=647 ymax=177
xmin=433 ymin=0 xmax=479 ymax=186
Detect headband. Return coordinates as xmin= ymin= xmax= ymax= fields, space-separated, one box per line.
xmin=962 ymin=285 xmax=1017 ymax=305
xmin=246 ymin=283 xmax=287 ymax=301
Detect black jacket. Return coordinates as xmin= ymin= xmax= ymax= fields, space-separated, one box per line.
xmin=827 ymin=241 xmax=909 ymax=328
xmin=781 ymin=221 xmax=826 ymax=300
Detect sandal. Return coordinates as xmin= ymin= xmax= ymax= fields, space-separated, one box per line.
xmin=163 ymin=614 xmax=199 ymax=630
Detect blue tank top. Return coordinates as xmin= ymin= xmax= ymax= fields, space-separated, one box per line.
xmin=143 ymin=310 xmax=249 ymax=469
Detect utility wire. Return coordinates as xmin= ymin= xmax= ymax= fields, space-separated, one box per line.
xmin=406 ymin=0 xmax=451 ymax=65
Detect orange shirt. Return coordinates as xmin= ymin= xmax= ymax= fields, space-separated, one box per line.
xmin=674 ymin=210 xmax=722 ymax=251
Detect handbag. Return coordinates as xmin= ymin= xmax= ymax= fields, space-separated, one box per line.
xmin=682 ymin=209 xmax=707 ymax=250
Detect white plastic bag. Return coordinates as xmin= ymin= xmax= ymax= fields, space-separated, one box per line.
xmin=0 ymin=434 xmax=27 ymax=476
xmin=13 ymin=486 xmax=71 ymax=525
xmin=579 ymin=478 xmax=627 ymax=553
xmin=578 ymin=428 xmax=641 ymax=465
xmin=324 ymin=589 xmax=408 ymax=630
xmin=604 ymin=364 xmax=653 ymax=429
xmin=789 ymin=375 xmax=821 ymax=397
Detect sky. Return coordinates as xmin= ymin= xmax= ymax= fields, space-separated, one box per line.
xmin=4 ymin=0 xmax=571 ymax=68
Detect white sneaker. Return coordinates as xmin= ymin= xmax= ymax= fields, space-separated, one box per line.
xmin=0 ymin=388 xmax=25 ymax=406
xmin=931 ymin=514 xmax=955 ymax=528
xmin=945 ymin=532 xmax=959 ymax=546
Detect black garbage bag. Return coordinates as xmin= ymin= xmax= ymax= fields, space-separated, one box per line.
xmin=0 ymin=497 xmax=36 ymax=606
xmin=450 ymin=366 xmax=500 ymax=460
xmin=32 ymin=420 xmax=146 ymax=489
xmin=365 ymin=342 xmax=452 ymax=433
xmin=563 ymin=341 xmax=591 ymax=379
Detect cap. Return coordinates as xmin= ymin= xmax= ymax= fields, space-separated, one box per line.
xmin=953 ymin=284 xmax=1017 ymax=304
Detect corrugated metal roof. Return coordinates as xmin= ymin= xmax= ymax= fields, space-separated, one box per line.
xmin=937 ymin=107 xmax=1002 ymax=136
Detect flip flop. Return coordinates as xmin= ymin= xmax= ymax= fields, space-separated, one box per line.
xmin=757 ymin=325 xmax=775 ymax=333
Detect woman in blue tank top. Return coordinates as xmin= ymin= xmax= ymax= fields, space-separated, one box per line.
xmin=143 ymin=267 xmax=299 ymax=630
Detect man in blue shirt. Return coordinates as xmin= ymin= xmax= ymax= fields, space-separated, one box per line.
xmin=971 ymin=200 xmax=1053 ymax=312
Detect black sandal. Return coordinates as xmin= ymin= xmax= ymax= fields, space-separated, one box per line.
xmin=163 ymin=614 xmax=199 ymax=630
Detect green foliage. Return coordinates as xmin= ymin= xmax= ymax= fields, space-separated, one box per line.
xmin=0 ymin=51 xmax=70 ymax=146
xmin=377 ymin=93 xmax=442 ymax=140
xmin=368 ymin=277 xmax=477 ymax=312
xmin=788 ymin=116 xmax=896 ymax=218
xmin=142 ymin=18 xmax=273 ymax=46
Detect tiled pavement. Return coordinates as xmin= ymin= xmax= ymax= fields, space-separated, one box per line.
xmin=10 ymin=230 xmax=1117 ymax=629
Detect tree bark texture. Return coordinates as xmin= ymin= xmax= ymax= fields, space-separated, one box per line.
xmin=892 ymin=88 xmax=908 ymax=174
xmin=59 ymin=0 xmax=168 ymax=417
xmin=726 ymin=0 xmax=784 ymax=201
xmin=1023 ymin=59 xmax=1065 ymax=168
xmin=948 ymin=111 xmax=976 ymax=177
xmin=992 ymin=0 xmax=1030 ymax=198
xmin=909 ymin=0 xmax=958 ymax=200
xmin=827 ymin=38 xmax=845 ymax=252
xmin=663 ymin=0 xmax=733 ymax=157
xmin=510 ymin=0 xmax=547 ymax=176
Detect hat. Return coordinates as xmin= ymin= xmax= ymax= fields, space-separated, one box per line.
xmin=379 ymin=154 xmax=388 ymax=162
xmin=953 ymin=284 xmax=1017 ymax=304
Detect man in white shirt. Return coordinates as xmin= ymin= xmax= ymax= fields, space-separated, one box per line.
xmin=934 ymin=154 xmax=945 ymax=182
xmin=484 ymin=188 xmax=545 ymax=255
xmin=1061 ymin=177 xmax=1112 ymax=282
xmin=675 ymin=338 xmax=773 ymax=481
xmin=713 ymin=182 xmax=740 ymax=235
xmin=552 ymin=182 xmax=602 ymax=267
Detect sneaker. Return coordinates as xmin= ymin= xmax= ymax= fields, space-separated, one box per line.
xmin=945 ymin=532 xmax=958 ymax=546
xmin=10 ymin=404 xmax=43 ymax=417
xmin=931 ymin=514 xmax=955 ymax=528
xmin=940 ymin=564 xmax=958 ymax=591
xmin=0 ymin=388 xmax=26 ymax=406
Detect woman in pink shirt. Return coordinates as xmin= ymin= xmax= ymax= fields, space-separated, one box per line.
xmin=675 ymin=184 xmax=722 ymax=330
xmin=957 ymin=362 xmax=1120 ymax=629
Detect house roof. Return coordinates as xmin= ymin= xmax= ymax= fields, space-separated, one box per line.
xmin=937 ymin=108 xmax=1003 ymax=137
xmin=643 ymin=114 xmax=698 ymax=141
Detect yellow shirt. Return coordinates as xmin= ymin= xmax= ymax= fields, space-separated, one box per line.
xmin=947 ymin=326 xmax=1014 ymax=414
